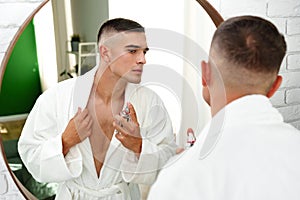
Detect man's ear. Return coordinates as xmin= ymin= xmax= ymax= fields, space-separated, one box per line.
xmin=100 ymin=45 xmax=110 ymax=63
xmin=201 ymin=61 xmax=210 ymax=87
xmin=266 ymin=75 xmax=282 ymax=98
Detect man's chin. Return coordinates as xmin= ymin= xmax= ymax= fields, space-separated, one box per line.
xmin=121 ymin=74 xmax=142 ymax=84
xmin=128 ymin=77 xmax=142 ymax=84
xmin=130 ymin=79 xmax=142 ymax=84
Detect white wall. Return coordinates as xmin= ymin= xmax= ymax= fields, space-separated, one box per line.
xmin=0 ymin=0 xmax=299 ymax=198
xmin=71 ymin=0 xmax=108 ymax=42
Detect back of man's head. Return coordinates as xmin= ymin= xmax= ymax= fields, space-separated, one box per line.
xmin=210 ymin=15 xmax=286 ymax=94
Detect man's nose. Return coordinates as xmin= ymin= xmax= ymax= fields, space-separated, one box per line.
xmin=137 ymin=52 xmax=146 ymax=64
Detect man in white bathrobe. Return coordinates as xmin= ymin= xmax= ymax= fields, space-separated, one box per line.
xmin=18 ymin=18 xmax=177 ymax=199
xmin=148 ymin=16 xmax=300 ymax=200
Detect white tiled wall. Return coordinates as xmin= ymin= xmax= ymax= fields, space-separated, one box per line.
xmin=266 ymin=0 xmax=300 ymax=129
xmin=0 ymin=0 xmax=299 ymax=198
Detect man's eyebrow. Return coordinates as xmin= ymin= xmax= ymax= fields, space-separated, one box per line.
xmin=125 ymin=45 xmax=149 ymax=51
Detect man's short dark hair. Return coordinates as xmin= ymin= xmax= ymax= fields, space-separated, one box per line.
xmin=212 ymin=15 xmax=287 ymax=74
xmin=97 ymin=18 xmax=145 ymax=44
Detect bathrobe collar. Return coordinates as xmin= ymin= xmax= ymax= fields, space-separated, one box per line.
xmin=199 ymin=95 xmax=283 ymax=159
xmin=72 ymin=66 xmax=137 ymax=115
xmin=72 ymin=66 xmax=139 ymax=180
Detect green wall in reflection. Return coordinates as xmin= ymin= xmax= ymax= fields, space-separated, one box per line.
xmin=0 ymin=20 xmax=42 ymax=115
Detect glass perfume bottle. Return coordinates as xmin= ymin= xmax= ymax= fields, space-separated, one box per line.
xmin=120 ymin=104 xmax=130 ymax=122
xmin=114 ymin=104 xmax=131 ymax=134
xmin=186 ymin=128 xmax=196 ymax=149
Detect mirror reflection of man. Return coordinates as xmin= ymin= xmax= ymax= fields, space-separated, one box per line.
xmin=18 ymin=18 xmax=177 ymax=200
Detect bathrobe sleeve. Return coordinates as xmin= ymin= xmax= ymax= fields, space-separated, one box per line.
xmin=18 ymin=82 xmax=83 ymax=183
xmin=121 ymin=87 xmax=177 ymax=185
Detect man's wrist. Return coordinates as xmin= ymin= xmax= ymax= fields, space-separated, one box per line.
xmin=62 ymin=133 xmax=71 ymax=156
xmin=133 ymin=139 xmax=142 ymax=159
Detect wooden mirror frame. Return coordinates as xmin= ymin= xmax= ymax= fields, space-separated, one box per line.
xmin=0 ymin=0 xmax=223 ymax=199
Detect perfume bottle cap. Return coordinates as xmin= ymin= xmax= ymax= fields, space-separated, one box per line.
xmin=120 ymin=104 xmax=130 ymax=121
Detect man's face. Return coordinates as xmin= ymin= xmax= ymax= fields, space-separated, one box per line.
xmin=108 ymin=31 xmax=149 ymax=84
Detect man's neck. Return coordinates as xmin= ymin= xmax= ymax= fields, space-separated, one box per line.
xmin=93 ymin=65 xmax=127 ymax=104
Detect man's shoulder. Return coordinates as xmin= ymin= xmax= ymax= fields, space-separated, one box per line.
xmin=40 ymin=78 xmax=76 ymax=98
xmin=128 ymin=84 xmax=157 ymax=95
xmin=277 ymin=121 xmax=300 ymax=137
xmin=56 ymin=78 xmax=77 ymax=89
xmin=128 ymin=84 xmax=161 ymax=101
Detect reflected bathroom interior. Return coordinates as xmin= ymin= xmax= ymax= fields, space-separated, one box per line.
xmin=0 ymin=0 xmax=219 ymax=199
xmin=0 ymin=0 xmax=108 ymax=198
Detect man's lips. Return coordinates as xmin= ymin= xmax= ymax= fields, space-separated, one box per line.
xmin=132 ymin=69 xmax=143 ymax=74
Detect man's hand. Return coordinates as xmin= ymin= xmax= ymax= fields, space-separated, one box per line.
xmin=62 ymin=107 xmax=92 ymax=155
xmin=175 ymin=128 xmax=196 ymax=154
xmin=113 ymin=102 xmax=142 ymax=155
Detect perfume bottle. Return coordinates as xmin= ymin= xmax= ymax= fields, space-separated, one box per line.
xmin=120 ymin=103 xmax=130 ymax=122
xmin=115 ymin=104 xmax=131 ymax=134
xmin=186 ymin=128 xmax=196 ymax=149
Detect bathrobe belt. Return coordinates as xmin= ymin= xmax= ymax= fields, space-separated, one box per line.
xmin=66 ymin=181 xmax=131 ymax=199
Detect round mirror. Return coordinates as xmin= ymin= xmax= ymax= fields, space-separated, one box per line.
xmin=0 ymin=0 xmax=223 ymax=199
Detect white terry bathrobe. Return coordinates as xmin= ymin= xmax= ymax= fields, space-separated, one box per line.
xmin=18 ymin=67 xmax=177 ymax=200
xmin=148 ymin=95 xmax=300 ymax=200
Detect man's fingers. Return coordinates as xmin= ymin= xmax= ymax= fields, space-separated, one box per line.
xmin=114 ymin=121 xmax=130 ymax=143
xmin=80 ymin=108 xmax=89 ymax=119
xmin=113 ymin=119 xmax=140 ymax=139
xmin=115 ymin=131 xmax=127 ymax=139
xmin=87 ymin=116 xmax=93 ymax=129
xmin=113 ymin=119 xmax=127 ymax=134
xmin=176 ymin=148 xmax=185 ymax=154
xmin=75 ymin=108 xmax=89 ymax=123
xmin=73 ymin=107 xmax=82 ymax=119
xmin=128 ymin=103 xmax=139 ymax=126
xmin=115 ymin=132 xmax=122 ymax=140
